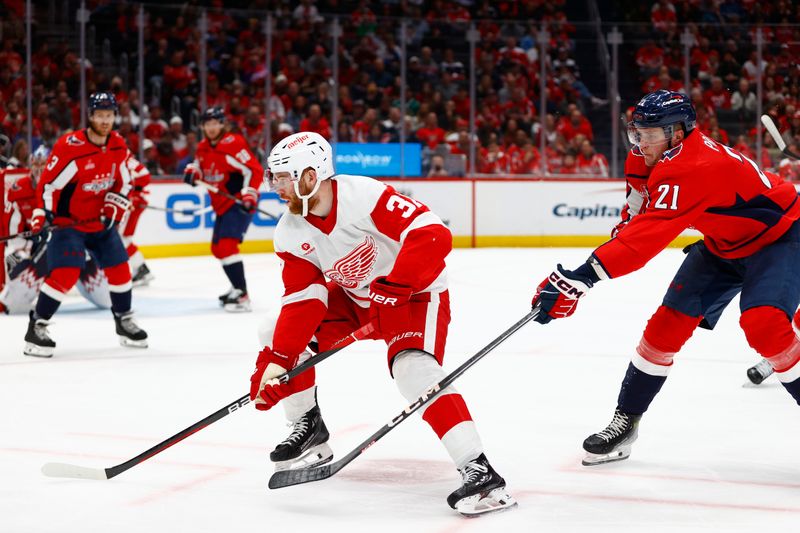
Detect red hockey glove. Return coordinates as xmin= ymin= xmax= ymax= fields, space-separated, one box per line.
xmin=101 ymin=192 xmax=132 ymax=230
xmin=239 ymin=186 xmax=259 ymax=214
xmin=368 ymin=277 xmax=414 ymax=338
xmin=30 ymin=208 xmax=47 ymax=234
xmin=183 ymin=163 xmax=202 ymax=187
xmin=531 ymin=264 xmax=594 ymax=324
xmin=249 ymin=347 xmax=296 ymax=411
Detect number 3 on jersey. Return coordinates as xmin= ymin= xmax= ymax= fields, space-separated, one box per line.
xmin=654 ymin=184 xmax=679 ymax=210
xmin=386 ymin=194 xmax=422 ymax=218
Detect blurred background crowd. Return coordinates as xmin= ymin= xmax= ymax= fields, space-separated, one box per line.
xmin=1 ymin=0 xmax=800 ymax=180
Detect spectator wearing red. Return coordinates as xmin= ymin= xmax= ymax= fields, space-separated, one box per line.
xmin=416 ymin=112 xmax=446 ymax=149
xmin=477 ymin=142 xmax=508 ymax=174
xmin=703 ymin=77 xmax=731 ymax=110
xmin=557 ymin=152 xmax=579 ymax=175
xmin=509 ymin=138 xmax=542 ymax=174
xmin=636 ymin=40 xmax=664 ymax=76
xmin=299 ymin=103 xmax=331 ymax=139
xmin=651 ymin=0 xmax=677 ymax=36
xmin=164 ymin=50 xmax=195 ymax=93
xmin=143 ymin=105 xmax=168 ymax=141
xmin=557 ymin=108 xmax=594 ymax=143
xmin=0 ymin=39 xmax=23 ymax=74
xmin=576 ymin=140 xmax=609 ymax=177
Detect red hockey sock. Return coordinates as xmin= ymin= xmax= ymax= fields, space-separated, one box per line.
xmin=422 ymin=393 xmax=473 ymax=439
xmin=741 ymin=306 xmax=799 ymax=373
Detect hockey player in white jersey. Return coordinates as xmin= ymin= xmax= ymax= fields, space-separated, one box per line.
xmin=250 ymin=132 xmax=515 ymax=516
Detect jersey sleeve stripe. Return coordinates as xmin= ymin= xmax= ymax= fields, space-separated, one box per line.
xmin=225 ymin=154 xmax=253 ymax=189
xmin=43 ymin=160 xmax=79 ymax=211
xmin=281 ymin=282 xmax=328 ymax=307
xmin=117 ymin=157 xmax=133 ymax=196
xmin=398 ymin=211 xmax=445 ymax=242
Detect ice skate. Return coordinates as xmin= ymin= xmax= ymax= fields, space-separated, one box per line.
xmin=131 ymin=263 xmax=154 ymax=287
xmin=114 ymin=311 xmax=148 ymax=348
xmin=447 ymin=454 xmax=517 ymax=517
xmin=23 ymin=311 xmax=55 ymax=357
xmin=220 ymin=288 xmax=251 ymax=313
xmin=582 ymin=408 xmax=641 ymax=466
xmin=270 ymin=405 xmax=333 ymax=472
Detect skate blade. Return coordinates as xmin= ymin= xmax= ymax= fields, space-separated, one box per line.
xmin=224 ymin=302 xmax=252 ymax=313
xmin=132 ymin=275 xmax=154 ymax=288
xmin=455 ymin=488 xmax=518 ymax=517
xmin=582 ymin=446 xmax=632 ymax=466
xmin=24 ymin=343 xmax=54 ymax=357
xmin=119 ymin=337 xmax=148 ymax=348
xmin=273 ymin=443 xmax=333 ymax=472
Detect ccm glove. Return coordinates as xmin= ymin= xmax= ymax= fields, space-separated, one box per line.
xmin=368 ymin=277 xmax=413 ymax=338
xmin=100 ymin=192 xmax=131 ymax=230
xmin=531 ymin=264 xmax=595 ymax=324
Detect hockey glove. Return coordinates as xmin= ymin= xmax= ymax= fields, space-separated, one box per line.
xmin=368 ymin=277 xmax=413 ymax=339
xmin=183 ymin=163 xmax=202 ymax=187
xmin=100 ymin=192 xmax=132 ymax=230
xmin=239 ymin=186 xmax=259 ymax=214
xmin=531 ymin=264 xmax=594 ymax=324
xmin=250 ymin=347 xmax=296 ymax=411
xmin=30 ymin=208 xmax=47 ymax=234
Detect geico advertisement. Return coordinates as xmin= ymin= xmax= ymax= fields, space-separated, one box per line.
xmin=135 ymin=183 xmax=285 ymax=245
xmin=384 ymin=179 xmax=472 ymax=236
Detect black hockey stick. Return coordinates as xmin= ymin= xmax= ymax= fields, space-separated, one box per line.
xmin=196 ymin=181 xmax=279 ymax=220
xmin=41 ymin=323 xmax=375 ymax=480
xmin=0 ymin=218 xmax=96 ymax=243
xmin=268 ymin=308 xmax=539 ymax=490
xmin=761 ymin=114 xmax=800 ymax=160
xmin=746 ymin=358 xmax=774 ymax=385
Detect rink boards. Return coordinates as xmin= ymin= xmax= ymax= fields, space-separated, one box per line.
xmin=136 ymin=178 xmax=703 ymax=258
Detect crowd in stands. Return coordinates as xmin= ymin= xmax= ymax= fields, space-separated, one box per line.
xmin=628 ymin=0 xmax=800 ymax=180
xmin=2 ymin=0 xmax=799 ymax=180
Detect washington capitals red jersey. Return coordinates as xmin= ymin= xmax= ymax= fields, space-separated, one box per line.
xmin=194 ymin=132 xmax=264 ymax=214
xmin=35 ymin=130 xmax=132 ymax=232
xmin=595 ymin=131 xmax=800 ymax=278
xmin=3 ymin=167 xmax=35 ymax=234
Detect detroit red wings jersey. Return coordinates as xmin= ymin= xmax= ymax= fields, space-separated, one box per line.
xmin=194 ymin=132 xmax=264 ymax=214
xmin=126 ymin=155 xmax=151 ymax=190
xmin=35 ymin=129 xmax=132 ymax=232
xmin=595 ymin=130 xmax=800 ymax=278
xmin=270 ymin=174 xmax=452 ymax=360
xmin=3 ymin=167 xmax=35 ymax=235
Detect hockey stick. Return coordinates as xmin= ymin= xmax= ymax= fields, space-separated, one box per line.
xmin=41 ymin=323 xmax=375 ymax=481
xmin=0 ymin=219 xmax=96 ymax=243
xmin=746 ymin=358 xmax=774 ymax=385
xmin=761 ymin=114 xmax=800 ymax=160
xmin=268 ymin=308 xmax=539 ymax=490
xmin=196 ymin=181 xmax=279 ymax=220
xmin=146 ymin=204 xmax=215 ymax=216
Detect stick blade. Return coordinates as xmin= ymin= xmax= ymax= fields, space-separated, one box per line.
xmin=268 ymin=463 xmax=335 ymax=489
xmin=760 ymin=114 xmax=787 ymax=150
xmin=41 ymin=462 xmax=109 ymax=480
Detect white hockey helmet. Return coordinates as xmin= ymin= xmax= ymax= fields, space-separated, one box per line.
xmin=266 ymin=131 xmax=335 ymax=216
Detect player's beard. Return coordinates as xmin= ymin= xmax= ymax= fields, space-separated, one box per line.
xmin=286 ymin=180 xmax=320 ymax=215
xmin=88 ymin=120 xmax=113 ymax=138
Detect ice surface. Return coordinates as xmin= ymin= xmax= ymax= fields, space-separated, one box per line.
xmin=2 ymin=248 xmax=799 ymax=532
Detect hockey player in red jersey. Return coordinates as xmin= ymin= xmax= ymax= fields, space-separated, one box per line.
xmin=23 ymin=92 xmax=147 ymax=357
xmin=1 ymin=146 xmax=111 ymax=314
xmin=249 ymin=132 xmax=515 ymax=516
xmin=119 ymin=155 xmax=154 ymax=287
xmin=530 ymin=90 xmax=800 ymax=465
xmin=183 ymin=107 xmax=264 ymax=312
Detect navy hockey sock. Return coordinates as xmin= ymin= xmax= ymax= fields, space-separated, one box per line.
xmin=616 ymin=362 xmax=668 ymax=415
xmin=222 ymin=260 xmax=247 ymax=291
xmin=781 ymin=378 xmax=800 ymax=406
xmin=110 ymin=290 xmax=132 ymax=315
xmin=34 ymin=292 xmax=61 ymax=321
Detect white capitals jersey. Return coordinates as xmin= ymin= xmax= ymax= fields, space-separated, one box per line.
xmin=273 ymin=174 xmax=450 ymax=310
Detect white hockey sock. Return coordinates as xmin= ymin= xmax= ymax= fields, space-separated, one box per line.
xmin=392 ymin=350 xmax=483 ymax=469
xmin=282 ymin=350 xmax=318 ymax=422
xmin=129 ymin=250 xmax=145 ymax=271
